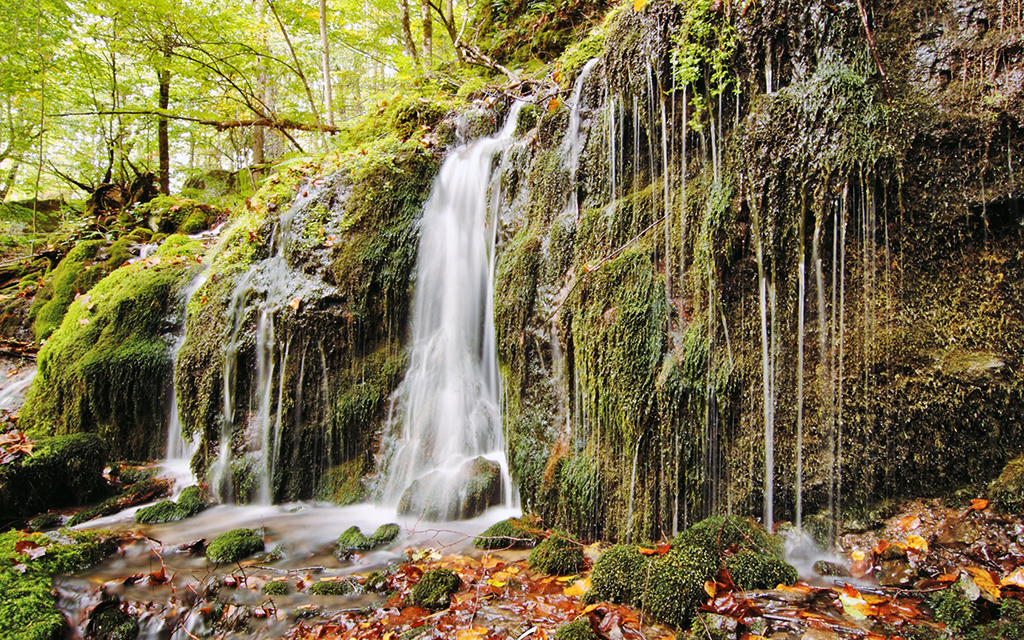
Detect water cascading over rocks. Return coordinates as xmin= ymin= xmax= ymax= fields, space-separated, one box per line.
xmin=377 ymin=104 xmax=525 ymax=521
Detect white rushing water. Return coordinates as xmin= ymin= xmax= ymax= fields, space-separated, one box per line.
xmin=379 ymin=102 xmax=524 ymax=513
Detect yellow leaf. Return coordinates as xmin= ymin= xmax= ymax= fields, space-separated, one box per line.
xmin=906 ymin=535 xmax=929 ymax=552
xmin=547 ymin=97 xmax=561 ymax=112
xmin=487 ymin=579 xmax=506 ymax=588
xmin=582 ymin=603 xmax=601 ymax=614
xmin=634 ymin=0 xmax=648 ymax=10
xmin=851 ymin=550 xmax=866 ymax=561
xmin=289 ymin=298 xmax=301 ymax=311
xmin=563 ymin=577 xmax=590 ymax=597
xmin=966 ymin=566 xmax=1002 ymax=600
xmin=456 ymin=626 xmax=489 ymax=640
xmin=704 ymin=580 xmax=716 ymax=598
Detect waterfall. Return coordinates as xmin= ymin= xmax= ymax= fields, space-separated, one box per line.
xmin=165 ymin=270 xmax=208 ymax=462
xmin=379 ymin=102 xmax=524 ymax=519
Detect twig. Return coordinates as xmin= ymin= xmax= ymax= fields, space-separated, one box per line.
xmin=856 ymin=0 xmax=891 ymax=100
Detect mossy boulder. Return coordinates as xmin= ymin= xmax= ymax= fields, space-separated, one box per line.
xmin=0 ymin=529 xmax=122 ymax=640
xmin=261 ymin=580 xmax=288 ymax=595
xmin=19 ymin=254 xmax=201 ymax=460
xmin=528 ymin=530 xmax=584 ymax=575
xmin=136 ymin=196 xmax=215 ymax=235
xmin=397 ymin=456 xmax=503 ymax=521
xmin=990 ymin=456 xmax=1024 ymax=513
xmin=554 ymin=619 xmax=599 ymax=640
xmin=585 ymin=516 xmax=795 ymax=629
xmin=85 ymin=601 xmax=139 ymax=640
xmin=473 ymin=516 xmax=542 ymax=550
xmin=0 ymin=433 xmax=107 ymax=518
xmin=332 ymin=523 xmax=401 ymax=559
xmin=28 ymin=240 xmax=109 ymax=343
xmin=67 ymin=477 xmax=172 ymax=527
xmin=134 ymin=486 xmax=208 ymax=524
xmin=206 ymin=528 xmax=264 ymax=563
xmin=28 ymin=513 xmax=65 ymax=532
xmin=409 ymin=568 xmax=461 ymax=610
xmin=308 ymin=579 xmax=355 ymax=595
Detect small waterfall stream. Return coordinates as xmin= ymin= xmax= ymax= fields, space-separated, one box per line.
xmin=378 ymin=102 xmax=524 ymax=519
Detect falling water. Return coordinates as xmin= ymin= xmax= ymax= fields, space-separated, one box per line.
xmin=755 ymin=228 xmax=775 ymax=532
xmin=164 ymin=270 xmax=209 ymax=463
xmin=379 ymin=102 xmax=524 ymax=517
xmin=212 ymin=186 xmax=323 ymax=503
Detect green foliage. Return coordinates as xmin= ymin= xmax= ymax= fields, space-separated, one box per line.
xmin=557 ymin=24 xmax=606 ymax=84
xmin=20 ymin=257 xmax=199 ymax=460
xmin=206 ymin=528 xmax=264 ymax=563
xmin=0 ymin=529 xmax=120 ymax=640
xmin=308 ymin=579 xmax=355 ymax=595
xmin=0 ymin=433 xmax=107 ymax=517
xmin=671 ymin=0 xmax=738 ymax=129
xmin=409 ymin=568 xmax=461 ymax=610
xmin=554 ymin=619 xmax=599 ymax=640
xmin=932 ymin=581 xmax=976 ymax=635
xmin=528 ymin=530 xmax=584 ymax=575
xmin=67 ymin=477 xmax=170 ymax=527
xmin=261 ymin=581 xmax=288 ymax=595
xmin=135 ymin=486 xmax=207 ymax=524
xmin=28 ymin=513 xmax=64 ymax=531
xmin=473 ymin=517 xmax=541 ymax=550
xmin=479 ymin=0 xmax=610 ymax=64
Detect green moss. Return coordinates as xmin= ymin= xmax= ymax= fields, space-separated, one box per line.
xmin=86 ymin=603 xmax=139 ymax=640
xmin=135 ymin=485 xmax=207 ymax=524
xmin=725 ymin=550 xmax=798 ymax=590
xmin=136 ymin=196 xmax=213 ymax=235
xmin=261 ymin=580 xmax=288 ymax=595
xmin=67 ymin=477 xmax=171 ymax=527
xmin=990 ymin=457 xmax=1024 ymax=513
xmin=372 ymin=523 xmax=401 ymax=546
xmin=932 ymin=580 xmax=976 ymax=635
xmin=528 ymin=530 xmax=584 ymax=575
xmin=28 ymin=513 xmax=64 ymax=531
xmin=558 ymin=25 xmax=606 ymax=83
xmin=473 ymin=517 xmax=542 ymax=550
xmin=672 ymin=515 xmax=784 ymax=559
xmin=308 ymin=579 xmax=355 ymax=596
xmin=409 ymin=568 xmax=461 ymax=610
xmin=20 ymin=257 xmax=199 ymax=460
xmin=391 ymin=97 xmax=449 ymax=139
xmin=0 ymin=529 xmax=121 ymax=640
xmin=206 ymin=528 xmax=264 ymax=563
xmin=0 ymin=433 xmax=108 ymax=518
xmin=315 ymin=458 xmax=368 ymax=505
xmin=335 ymin=526 xmax=374 ymax=557
xmin=155 ymin=234 xmax=203 ymax=258
xmin=28 ymin=240 xmax=107 ymax=343
xmin=554 ymin=619 xmax=599 ymax=640
xmin=642 ymin=546 xmax=719 ymax=629
xmin=584 ymin=544 xmax=649 ymax=606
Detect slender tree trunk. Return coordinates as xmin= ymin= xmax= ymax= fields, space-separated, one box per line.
xmin=445 ymin=0 xmax=452 ymax=24
xmin=252 ymin=0 xmax=269 ymax=165
xmin=157 ymin=37 xmax=172 ymax=194
xmin=0 ymin=159 xmax=21 ymax=203
xmin=401 ymin=0 xmax=419 ymax=62
xmin=319 ymin=0 xmax=334 ymax=126
xmin=422 ymin=0 xmax=433 ymax=65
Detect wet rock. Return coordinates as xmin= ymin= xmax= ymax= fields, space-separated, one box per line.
xmin=397 ymin=456 xmax=503 ymax=521
xmin=206 ymin=528 xmax=264 ymax=563
xmin=878 ymin=558 xmax=917 ymax=587
xmin=937 ymin=518 xmax=982 ymax=546
xmin=813 ymin=560 xmax=851 ymax=577
xmin=990 ymin=456 xmax=1024 ymax=513
xmin=85 ymin=600 xmax=139 ymax=640
xmin=409 ymin=568 xmax=461 ymax=610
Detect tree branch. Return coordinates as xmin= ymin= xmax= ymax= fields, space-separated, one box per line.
xmin=48 ymin=110 xmax=339 ymax=134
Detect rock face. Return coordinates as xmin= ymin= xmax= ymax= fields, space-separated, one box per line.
xmin=397 ymin=456 xmax=503 ymax=521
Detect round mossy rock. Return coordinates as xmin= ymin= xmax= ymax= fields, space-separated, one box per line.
xmin=554 ymin=619 xmax=599 ymax=640
xmin=261 ymin=581 xmax=288 ymax=595
xmin=308 ymin=579 xmax=355 ymax=596
xmin=725 ymin=550 xmax=799 ymax=590
xmin=410 ymin=568 xmax=461 ymax=610
xmin=528 ymin=530 xmax=584 ymax=575
xmin=85 ymin=601 xmax=139 ymax=640
xmin=473 ymin=516 xmax=541 ymax=550
xmin=333 ymin=526 xmax=375 ymax=559
xmin=673 ymin=515 xmax=784 ymax=558
xmin=372 ymin=523 xmax=401 ymax=546
xmin=583 ymin=543 xmax=649 ymax=606
xmin=206 ymin=528 xmax=264 ymax=563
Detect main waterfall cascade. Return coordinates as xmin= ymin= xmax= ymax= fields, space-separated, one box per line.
xmin=377 ymin=103 xmax=525 ymax=519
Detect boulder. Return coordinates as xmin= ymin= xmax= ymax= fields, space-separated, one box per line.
xmin=397 ymin=456 xmax=503 ymax=521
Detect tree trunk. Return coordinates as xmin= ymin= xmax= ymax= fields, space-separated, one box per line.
xmin=319 ymin=0 xmax=334 ymax=127
xmin=422 ymin=0 xmax=433 ymax=65
xmin=445 ymin=0 xmax=453 ymax=25
xmin=0 ymin=159 xmax=21 ymax=203
xmin=401 ymin=0 xmax=419 ymax=63
xmin=157 ymin=37 xmax=172 ymax=195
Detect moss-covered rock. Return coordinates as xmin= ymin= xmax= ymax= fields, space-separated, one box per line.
xmin=85 ymin=601 xmax=139 ymax=640
xmin=409 ymin=568 xmax=461 ymax=610
xmin=20 ymin=252 xmax=202 ymax=460
xmin=528 ymin=530 xmax=584 ymax=575
xmin=67 ymin=477 xmax=172 ymax=527
xmin=397 ymin=456 xmax=503 ymax=521
xmin=672 ymin=516 xmax=784 ymax=559
xmin=333 ymin=526 xmax=375 ymax=559
xmin=0 ymin=529 xmax=122 ymax=640
xmin=134 ymin=485 xmax=208 ymax=524
xmin=0 ymin=433 xmax=107 ymax=518
xmin=308 ymin=579 xmax=355 ymax=595
xmin=990 ymin=457 xmax=1024 ymax=513
xmin=372 ymin=523 xmax=401 ymax=546
xmin=28 ymin=240 xmax=109 ymax=343
xmin=206 ymin=528 xmax=264 ymax=563
xmin=725 ymin=550 xmax=799 ymax=590
xmin=554 ymin=619 xmax=599 ymax=640
xmin=136 ymin=196 xmax=215 ymax=235
xmin=473 ymin=516 xmax=542 ymax=550
xmin=28 ymin=513 xmax=64 ymax=532
xmin=261 ymin=580 xmax=288 ymax=595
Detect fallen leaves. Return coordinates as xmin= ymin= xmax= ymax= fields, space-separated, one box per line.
xmin=0 ymin=431 xmax=34 ymax=465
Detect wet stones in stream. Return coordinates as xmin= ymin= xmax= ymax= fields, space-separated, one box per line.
xmin=397 ymin=456 xmax=503 ymax=521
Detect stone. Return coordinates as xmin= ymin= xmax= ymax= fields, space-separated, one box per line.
xmin=397 ymin=456 xmax=503 ymax=521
